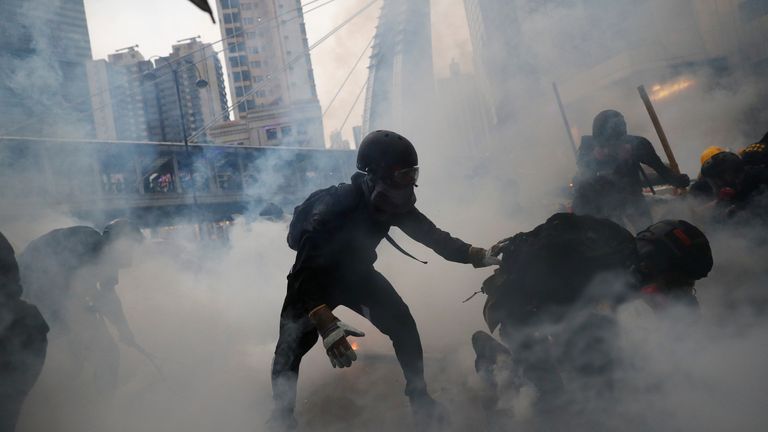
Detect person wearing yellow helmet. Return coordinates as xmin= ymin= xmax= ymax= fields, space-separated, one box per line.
xmin=689 ymin=143 xmax=768 ymax=221
xmin=690 ymin=148 xmax=743 ymax=201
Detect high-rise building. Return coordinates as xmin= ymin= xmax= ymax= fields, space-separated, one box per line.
xmin=213 ymin=0 xmax=324 ymax=147
xmin=329 ymin=130 xmax=350 ymax=150
xmin=463 ymin=0 xmax=525 ymax=125
xmin=0 ymin=0 xmax=94 ymax=137
xmin=435 ymin=61 xmax=493 ymax=159
xmin=86 ymin=39 xmax=229 ymax=143
xmin=87 ymin=46 xmax=156 ymax=141
xmin=352 ymin=125 xmax=363 ymax=148
xmin=152 ymin=37 xmax=230 ymax=143
xmin=362 ymin=0 xmax=434 ymax=137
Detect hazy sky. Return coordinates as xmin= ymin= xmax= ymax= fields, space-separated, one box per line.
xmin=83 ymin=0 xmax=473 ymax=145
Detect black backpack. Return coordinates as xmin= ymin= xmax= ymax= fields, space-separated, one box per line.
xmin=287 ymin=183 xmax=427 ymax=263
xmin=287 ymin=184 xmax=355 ymax=251
xmin=482 ymin=213 xmax=638 ymax=331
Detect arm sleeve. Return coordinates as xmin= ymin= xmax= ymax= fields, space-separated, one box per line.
xmin=635 ymin=138 xmax=678 ymax=183
xmin=288 ymin=233 xmax=336 ymax=315
xmin=286 ymin=189 xmax=354 ymax=315
xmin=396 ymin=209 xmax=472 ymax=263
xmin=95 ymin=277 xmax=135 ymax=341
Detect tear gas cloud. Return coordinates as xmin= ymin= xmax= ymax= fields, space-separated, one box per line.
xmin=2 ymin=1 xmax=768 ymax=431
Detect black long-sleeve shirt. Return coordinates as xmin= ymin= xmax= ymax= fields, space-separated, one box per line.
xmin=577 ymin=135 xmax=680 ymax=194
xmin=18 ymin=227 xmax=133 ymax=339
xmin=287 ymin=173 xmax=472 ymax=314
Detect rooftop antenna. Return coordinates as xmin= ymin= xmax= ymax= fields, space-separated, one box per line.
xmin=115 ymin=44 xmax=139 ymax=53
xmin=176 ymin=36 xmax=202 ymax=44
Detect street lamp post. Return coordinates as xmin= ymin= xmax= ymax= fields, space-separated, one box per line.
xmin=144 ymin=56 xmax=209 ymax=237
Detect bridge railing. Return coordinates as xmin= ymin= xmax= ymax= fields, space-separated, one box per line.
xmin=0 ymin=137 xmax=356 ymax=219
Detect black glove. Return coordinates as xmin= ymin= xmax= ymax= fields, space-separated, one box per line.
xmin=673 ymin=173 xmax=691 ymax=188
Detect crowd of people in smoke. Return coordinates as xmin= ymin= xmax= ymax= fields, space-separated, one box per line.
xmin=0 ymin=118 xmax=767 ymax=431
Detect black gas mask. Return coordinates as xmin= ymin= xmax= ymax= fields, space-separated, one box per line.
xmin=363 ymin=166 xmax=419 ymax=217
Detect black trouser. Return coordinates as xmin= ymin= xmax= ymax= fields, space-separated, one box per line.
xmin=271 ymin=269 xmax=426 ymax=414
xmin=0 ymin=342 xmax=47 ymax=432
xmin=623 ymin=194 xmax=653 ymax=232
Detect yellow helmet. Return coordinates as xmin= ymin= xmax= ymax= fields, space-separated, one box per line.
xmin=700 ymin=146 xmax=726 ymax=166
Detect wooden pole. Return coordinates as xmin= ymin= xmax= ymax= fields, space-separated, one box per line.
xmin=552 ymin=82 xmax=578 ymax=158
xmin=637 ymin=85 xmax=681 ymax=175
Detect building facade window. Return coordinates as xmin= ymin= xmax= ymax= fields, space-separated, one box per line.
xmin=227 ymin=42 xmax=245 ymax=53
xmin=250 ymin=60 xmax=262 ymax=68
xmin=281 ymin=125 xmax=292 ymax=136
xmin=740 ymin=0 xmax=768 ymax=22
xmin=266 ymin=128 xmax=278 ymax=140
xmin=221 ymin=0 xmax=240 ymax=9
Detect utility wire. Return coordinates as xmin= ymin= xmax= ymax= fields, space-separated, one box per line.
xmin=338 ymin=78 xmax=367 ymax=133
xmin=322 ymin=35 xmax=374 ymax=117
xmin=0 ymin=0 xmax=336 ymax=136
xmin=187 ymin=0 xmax=379 ymax=142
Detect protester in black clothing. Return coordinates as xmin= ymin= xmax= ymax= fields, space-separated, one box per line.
xmin=0 ymin=231 xmax=48 ymax=432
xmin=472 ymin=214 xmax=711 ymax=424
xmin=18 ymin=220 xmax=144 ymax=398
xmin=270 ymin=130 xmax=500 ymax=430
xmin=690 ymin=148 xmax=768 ymax=222
xmin=574 ymin=110 xmax=690 ymax=229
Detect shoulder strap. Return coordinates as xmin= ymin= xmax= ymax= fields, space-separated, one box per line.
xmin=384 ymin=234 xmax=428 ymax=264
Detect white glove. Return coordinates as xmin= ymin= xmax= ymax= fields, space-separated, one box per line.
xmin=469 ymin=246 xmax=502 ymax=268
xmin=322 ymin=321 xmax=366 ymax=368
xmin=309 ymin=305 xmax=365 ymax=368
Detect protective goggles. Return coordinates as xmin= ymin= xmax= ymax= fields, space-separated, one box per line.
xmin=390 ymin=167 xmax=419 ymax=187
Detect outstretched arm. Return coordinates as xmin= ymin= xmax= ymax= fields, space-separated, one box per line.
xmin=635 ymin=137 xmax=689 ymax=187
xmin=396 ymin=209 xmax=472 ymax=264
xmin=95 ymin=278 xmax=136 ymax=344
xmin=396 ymin=209 xmax=499 ymax=267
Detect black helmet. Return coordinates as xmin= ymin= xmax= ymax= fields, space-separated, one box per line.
xmin=103 ymin=219 xmax=144 ymax=244
xmin=701 ymin=151 xmax=744 ymax=180
xmin=357 ymin=130 xmax=418 ymax=176
xmin=0 ymin=231 xmax=22 ymax=300
xmin=593 ymin=109 xmax=627 ymax=142
xmin=635 ymin=220 xmax=713 ymax=281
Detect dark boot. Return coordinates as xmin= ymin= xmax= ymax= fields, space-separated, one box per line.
xmin=266 ymin=408 xmax=298 ymax=432
xmin=408 ymin=391 xmax=450 ymax=430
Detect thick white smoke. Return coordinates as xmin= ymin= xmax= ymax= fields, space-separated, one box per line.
xmin=2 ymin=1 xmax=767 ymax=432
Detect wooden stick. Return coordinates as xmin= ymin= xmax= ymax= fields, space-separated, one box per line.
xmin=553 ymin=82 xmax=578 ymax=158
xmin=637 ymin=85 xmax=680 ymax=175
